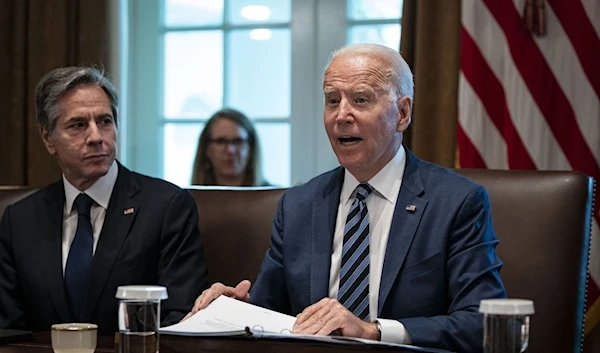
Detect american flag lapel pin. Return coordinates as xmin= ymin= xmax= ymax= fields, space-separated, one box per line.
xmin=124 ymin=207 xmax=135 ymax=215
xmin=405 ymin=205 xmax=417 ymax=212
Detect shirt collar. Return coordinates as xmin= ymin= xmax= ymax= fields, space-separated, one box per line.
xmin=63 ymin=161 xmax=119 ymax=214
xmin=341 ymin=146 xmax=407 ymax=205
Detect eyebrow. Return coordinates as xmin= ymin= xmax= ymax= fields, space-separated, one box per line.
xmin=64 ymin=113 xmax=113 ymax=124
xmin=64 ymin=116 xmax=88 ymax=124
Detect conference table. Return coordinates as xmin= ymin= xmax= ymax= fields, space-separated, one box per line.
xmin=0 ymin=332 xmax=443 ymax=353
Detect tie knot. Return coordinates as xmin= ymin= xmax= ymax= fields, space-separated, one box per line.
xmin=355 ymin=183 xmax=373 ymax=202
xmin=74 ymin=193 xmax=93 ymax=217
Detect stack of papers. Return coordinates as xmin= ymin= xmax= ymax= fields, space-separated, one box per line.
xmin=160 ymin=296 xmax=453 ymax=353
xmin=160 ymin=295 xmax=295 ymax=336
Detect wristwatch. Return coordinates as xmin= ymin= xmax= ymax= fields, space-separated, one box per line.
xmin=374 ymin=320 xmax=382 ymax=341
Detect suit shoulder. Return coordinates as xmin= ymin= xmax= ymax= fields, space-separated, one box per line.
xmin=3 ymin=181 xmax=62 ymax=214
xmin=283 ymin=167 xmax=341 ymax=199
xmin=127 ymin=169 xmax=185 ymax=194
xmin=417 ymin=160 xmax=486 ymax=195
xmin=118 ymin=167 xmax=195 ymax=208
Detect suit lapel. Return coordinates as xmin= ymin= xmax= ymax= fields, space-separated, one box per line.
xmin=81 ymin=165 xmax=140 ymax=321
xmin=40 ymin=183 xmax=72 ymax=322
xmin=378 ymin=151 xmax=427 ymax=315
xmin=310 ymin=168 xmax=344 ymax=304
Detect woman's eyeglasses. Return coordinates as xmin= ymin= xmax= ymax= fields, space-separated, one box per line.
xmin=209 ymin=137 xmax=249 ymax=148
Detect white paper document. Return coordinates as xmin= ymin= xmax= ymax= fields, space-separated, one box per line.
xmin=159 ymin=296 xmax=452 ymax=352
xmin=159 ymin=295 xmax=296 ymax=336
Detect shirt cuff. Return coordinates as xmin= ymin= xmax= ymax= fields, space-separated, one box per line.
xmin=376 ymin=318 xmax=412 ymax=344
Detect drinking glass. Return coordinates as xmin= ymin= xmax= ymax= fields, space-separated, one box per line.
xmin=51 ymin=323 xmax=97 ymax=353
xmin=480 ymin=299 xmax=534 ymax=353
xmin=116 ymin=285 xmax=168 ymax=353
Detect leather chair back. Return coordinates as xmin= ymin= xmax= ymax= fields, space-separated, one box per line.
xmin=455 ymin=169 xmax=593 ymax=353
xmin=187 ymin=187 xmax=286 ymax=286
xmin=0 ymin=187 xmax=37 ymax=219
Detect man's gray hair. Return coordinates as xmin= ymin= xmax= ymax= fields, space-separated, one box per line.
xmin=34 ymin=66 xmax=119 ymax=133
xmin=326 ymin=43 xmax=414 ymax=102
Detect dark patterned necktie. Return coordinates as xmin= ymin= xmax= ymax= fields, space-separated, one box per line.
xmin=65 ymin=193 xmax=94 ymax=321
xmin=338 ymin=183 xmax=373 ymax=321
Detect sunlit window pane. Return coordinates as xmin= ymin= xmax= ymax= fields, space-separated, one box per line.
xmin=164 ymin=0 xmax=224 ymax=27
xmin=347 ymin=0 xmax=403 ymax=20
xmin=164 ymin=31 xmax=223 ymax=119
xmin=229 ymin=0 xmax=291 ymax=25
xmin=255 ymin=123 xmax=290 ymax=186
xmin=348 ymin=24 xmax=401 ymax=50
xmin=163 ymin=123 xmax=205 ymax=186
xmin=227 ymin=29 xmax=290 ymax=118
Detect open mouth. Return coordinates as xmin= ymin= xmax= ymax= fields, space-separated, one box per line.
xmin=338 ymin=136 xmax=362 ymax=145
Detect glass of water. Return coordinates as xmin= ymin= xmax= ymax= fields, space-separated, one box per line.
xmin=480 ymin=299 xmax=534 ymax=353
xmin=116 ymin=285 xmax=168 ymax=353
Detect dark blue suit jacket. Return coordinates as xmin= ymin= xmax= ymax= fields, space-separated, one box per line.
xmin=0 ymin=163 xmax=209 ymax=334
xmin=251 ymin=149 xmax=506 ymax=352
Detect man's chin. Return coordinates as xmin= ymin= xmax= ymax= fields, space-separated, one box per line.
xmin=337 ymin=155 xmax=364 ymax=170
xmin=84 ymin=164 xmax=111 ymax=179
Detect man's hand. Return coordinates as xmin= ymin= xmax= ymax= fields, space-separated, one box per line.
xmin=292 ymin=298 xmax=380 ymax=340
xmin=181 ymin=280 xmax=252 ymax=321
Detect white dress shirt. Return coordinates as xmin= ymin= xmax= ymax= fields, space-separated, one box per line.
xmin=328 ymin=146 xmax=411 ymax=344
xmin=62 ymin=161 xmax=118 ymax=274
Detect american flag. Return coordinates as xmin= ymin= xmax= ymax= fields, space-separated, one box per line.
xmin=457 ymin=0 xmax=599 ymax=334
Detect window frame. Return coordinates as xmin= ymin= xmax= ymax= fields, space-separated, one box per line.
xmin=121 ymin=0 xmax=401 ymax=186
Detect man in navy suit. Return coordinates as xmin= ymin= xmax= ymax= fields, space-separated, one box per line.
xmin=0 ymin=67 xmax=209 ymax=334
xmin=188 ymin=43 xmax=506 ymax=352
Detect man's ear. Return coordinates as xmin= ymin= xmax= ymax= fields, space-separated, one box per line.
xmin=396 ymin=95 xmax=412 ymax=133
xmin=40 ymin=127 xmax=56 ymax=155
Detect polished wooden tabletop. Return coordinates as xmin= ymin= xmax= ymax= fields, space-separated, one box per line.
xmin=0 ymin=332 xmax=438 ymax=353
xmin=0 ymin=333 xmax=113 ymax=353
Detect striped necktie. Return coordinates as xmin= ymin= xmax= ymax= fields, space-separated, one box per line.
xmin=338 ymin=183 xmax=373 ymax=321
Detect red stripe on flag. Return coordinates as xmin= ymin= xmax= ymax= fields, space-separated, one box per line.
xmin=547 ymin=0 xmax=600 ymax=99
xmin=483 ymin=0 xmax=600 ymax=184
xmin=483 ymin=0 xmax=600 ymax=320
xmin=460 ymin=27 xmax=536 ymax=170
xmin=457 ymin=123 xmax=487 ymax=168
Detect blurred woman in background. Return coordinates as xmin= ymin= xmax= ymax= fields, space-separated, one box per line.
xmin=192 ymin=108 xmax=267 ymax=186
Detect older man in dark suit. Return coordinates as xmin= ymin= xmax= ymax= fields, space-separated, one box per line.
xmin=0 ymin=67 xmax=209 ymax=334
xmin=187 ymin=44 xmax=506 ymax=352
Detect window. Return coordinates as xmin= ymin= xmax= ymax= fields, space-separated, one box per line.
xmin=123 ymin=0 xmax=402 ymax=187
xmin=347 ymin=0 xmax=402 ymax=48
